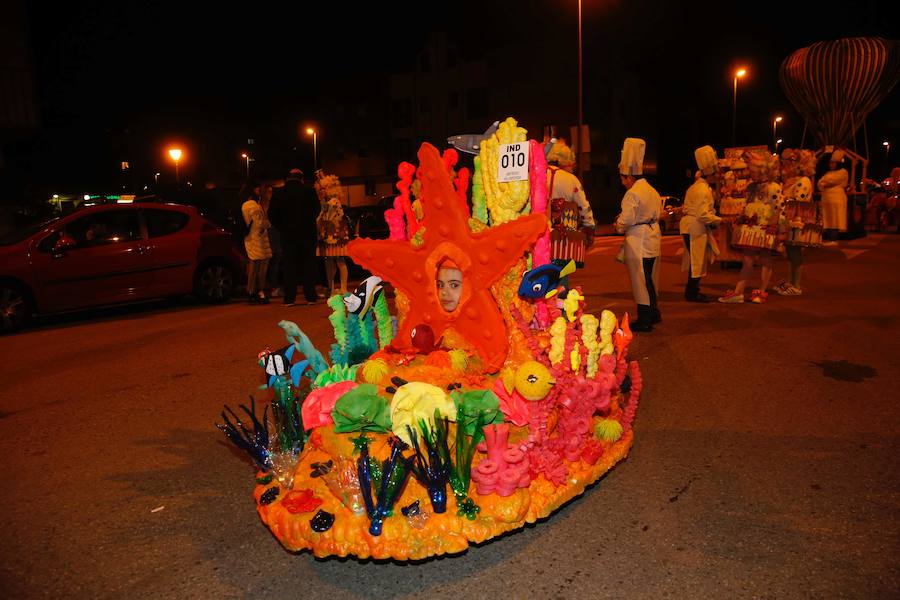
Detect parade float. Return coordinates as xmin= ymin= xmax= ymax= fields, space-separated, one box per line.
xmin=217 ymin=118 xmax=642 ymax=560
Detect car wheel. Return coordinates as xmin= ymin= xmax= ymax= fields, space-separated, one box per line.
xmin=194 ymin=262 xmax=234 ymax=304
xmin=0 ymin=283 xmax=33 ymax=333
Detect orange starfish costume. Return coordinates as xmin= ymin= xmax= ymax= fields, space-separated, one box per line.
xmin=348 ymin=143 xmax=547 ymax=373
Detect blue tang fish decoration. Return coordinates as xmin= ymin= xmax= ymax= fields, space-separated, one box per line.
xmin=517 ymin=260 xmax=577 ymax=299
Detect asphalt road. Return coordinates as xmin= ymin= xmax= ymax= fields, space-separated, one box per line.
xmin=1 ymin=233 xmax=898 ymax=599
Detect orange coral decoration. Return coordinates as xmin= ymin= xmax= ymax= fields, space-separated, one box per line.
xmin=348 ymin=143 xmax=547 ymax=373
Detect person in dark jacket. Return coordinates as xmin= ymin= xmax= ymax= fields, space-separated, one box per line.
xmin=268 ymin=168 xmax=321 ymax=305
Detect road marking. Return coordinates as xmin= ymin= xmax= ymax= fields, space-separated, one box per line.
xmin=838 ymin=234 xmax=885 ymax=260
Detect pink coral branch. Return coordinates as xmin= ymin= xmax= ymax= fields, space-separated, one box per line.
xmin=529 ymin=139 xmax=551 ymax=267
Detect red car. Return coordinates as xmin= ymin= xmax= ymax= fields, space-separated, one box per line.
xmin=0 ymin=202 xmax=243 ymax=332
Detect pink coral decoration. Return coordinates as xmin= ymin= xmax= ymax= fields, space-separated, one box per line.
xmin=301 ymin=380 xmax=358 ymax=430
xmin=492 ymin=379 xmax=531 ymax=426
xmin=529 ymin=139 xmax=551 ymax=267
xmin=471 ymin=424 xmax=531 ymax=496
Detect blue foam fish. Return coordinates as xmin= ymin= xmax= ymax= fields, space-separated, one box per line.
xmin=517 ymin=260 xmax=577 ymax=299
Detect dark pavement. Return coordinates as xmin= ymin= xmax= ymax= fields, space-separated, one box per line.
xmin=1 ymin=233 xmax=898 ymax=599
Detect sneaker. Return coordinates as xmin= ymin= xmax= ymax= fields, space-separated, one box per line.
xmin=283 ymin=301 xmax=296 ymax=307
xmin=774 ymin=280 xmax=789 ymax=293
xmin=750 ymin=289 xmax=768 ymax=304
xmin=718 ymin=290 xmax=744 ymax=304
xmin=781 ymin=285 xmax=802 ymax=296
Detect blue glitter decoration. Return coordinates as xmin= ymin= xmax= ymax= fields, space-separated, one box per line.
xmin=216 ymin=396 xmax=272 ymax=471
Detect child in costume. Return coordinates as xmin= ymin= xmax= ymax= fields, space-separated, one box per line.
xmin=719 ymin=181 xmax=784 ymax=304
xmin=436 ymin=258 xmax=463 ymax=313
xmin=316 ymin=196 xmax=351 ymax=297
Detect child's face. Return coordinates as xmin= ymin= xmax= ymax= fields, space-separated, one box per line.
xmin=436 ymin=267 xmax=463 ymax=312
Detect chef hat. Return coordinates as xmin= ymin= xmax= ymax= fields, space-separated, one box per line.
xmin=694 ymin=145 xmax=719 ymax=176
xmin=618 ymin=138 xmax=646 ymax=176
xmin=831 ymin=149 xmax=845 ymax=163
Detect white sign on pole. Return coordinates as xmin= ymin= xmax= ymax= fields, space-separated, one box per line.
xmin=497 ymin=142 xmax=530 ymax=183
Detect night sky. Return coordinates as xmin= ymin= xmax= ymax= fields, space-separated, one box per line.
xmin=15 ymin=0 xmax=900 ymax=196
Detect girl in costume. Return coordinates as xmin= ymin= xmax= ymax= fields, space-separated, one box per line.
xmin=316 ymin=196 xmax=351 ymax=297
xmin=436 ymin=258 xmax=463 ymax=313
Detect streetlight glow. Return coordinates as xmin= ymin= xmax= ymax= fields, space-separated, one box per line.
xmin=773 ymin=116 xmax=784 ymax=151
xmin=168 ymin=147 xmax=183 ymax=183
xmin=241 ymin=153 xmax=251 ymax=178
xmin=306 ymin=128 xmax=318 ymax=170
xmin=732 ymin=68 xmax=749 ymax=146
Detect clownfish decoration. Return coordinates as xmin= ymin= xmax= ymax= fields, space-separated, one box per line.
xmin=343 ymin=276 xmax=384 ymax=318
xmin=517 ymin=260 xmax=577 ymax=299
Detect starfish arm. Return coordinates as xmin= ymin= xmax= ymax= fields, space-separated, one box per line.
xmin=454 ymin=290 xmax=510 ymax=372
xmin=467 ymin=213 xmax=547 ymax=286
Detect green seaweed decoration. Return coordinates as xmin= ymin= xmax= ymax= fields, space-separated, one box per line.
xmin=271 ymin=375 xmax=307 ymax=453
xmin=358 ymin=311 xmax=373 ymax=351
xmin=314 ymin=364 xmax=359 ymax=388
xmin=372 ymin=293 xmax=394 ymax=348
xmin=450 ymin=409 xmax=488 ymax=520
xmin=332 ymin=384 xmax=392 ymax=434
xmin=452 ymin=389 xmax=504 ymax=435
xmin=327 ymin=295 xmax=348 ymax=355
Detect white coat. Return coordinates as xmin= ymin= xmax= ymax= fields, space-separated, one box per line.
xmin=547 ymin=166 xmax=596 ymax=228
xmin=818 ymin=168 xmax=848 ymax=231
xmin=615 ymin=178 xmax=662 ymax=305
xmin=241 ymin=200 xmax=273 ymax=261
xmin=679 ymin=177 xmax=722 ymax=277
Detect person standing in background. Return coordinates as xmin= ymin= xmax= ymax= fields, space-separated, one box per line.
xmin=614 ymin=137 xmax=663 ymax=332
xmin=819 ymin=149 xmax=849 ymax=244
xmin=240 ymin=181 xmax=272 ymax=304
xmin=259 ymin=182 xmax=282 ymax=298
xmin=680 ymin=146 xmax=723 ymax=302
xmin=268 ymin=168 xmax=321 ymax=306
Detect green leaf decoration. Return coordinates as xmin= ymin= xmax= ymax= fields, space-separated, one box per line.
xmin=331 ymin=384 xmax=392 ymax=434
xmin=452 ymin=389 xmax=503 ymax=436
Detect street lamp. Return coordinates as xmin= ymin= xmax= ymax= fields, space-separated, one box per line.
xmin=776 ymin=138 xmax=783 ymax=152
xmin=773 ymin=116 xmax=783 ymax=151
xmin=884 ymin=140 xmax=891 ymax=161
xmin=168 ymin=148 xmax=183 ymax=183
xmin=241 ymin=152 xmax=251 ymax=178
xmin=306 ymin=128 xmax=317 ymax=170
xmin=732 ymin=68 xmax=747 ymax=147
xmin=576 ymin=0 xmax=584 ymax=182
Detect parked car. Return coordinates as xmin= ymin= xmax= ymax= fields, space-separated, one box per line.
xmin=658 ymin=196 xmax=684 ymax=235
xmin=0 ymin=202 xmax=244 ymax=333
xmin=346 ymin=196 xmax=394 ymax=241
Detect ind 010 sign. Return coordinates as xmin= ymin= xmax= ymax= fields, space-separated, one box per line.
xmin=497 ymin=142 xmax=530 ymax=183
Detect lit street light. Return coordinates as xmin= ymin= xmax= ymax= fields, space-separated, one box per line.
xmin=884 ymin=140 xmax=891 ymax=161
xmin=241 ymin=152 xmax=251 ymax=178
xmin=776 ymin=138 xmax=783 ymax=152
xmin=306 ymin=128 xmax=317 ymax=171
xmin=732 ymin=68 xmax=747 ymax=147
xmin=773 ymin=116 xmax=783 ymax=152
xmin=168 ymin=148 xmax=183 ymax=183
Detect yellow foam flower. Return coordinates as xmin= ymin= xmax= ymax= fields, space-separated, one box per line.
xmin=390 ymin=382 xmax=457 ymax=445
xmin=362 ymin=358 xmax=390 ymax=385
xmin=570 ymin=341 xmax=581 ymax=372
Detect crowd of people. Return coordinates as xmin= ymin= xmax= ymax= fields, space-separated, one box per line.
xmin=238 ymin=168 xmax=350 ymax=307
xmin=235 ymin=137 xmax=856 ymax=330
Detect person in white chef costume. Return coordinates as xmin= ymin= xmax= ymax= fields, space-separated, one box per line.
xmin=679 ymin=145 xmax=723 ymax=302
xmin=818 ymin=148 xmax=849 ymax=244
xmin=614 ymin=138 xmax=663 ymax=332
